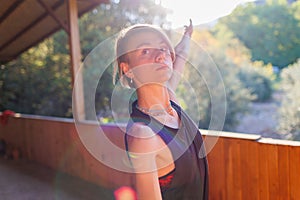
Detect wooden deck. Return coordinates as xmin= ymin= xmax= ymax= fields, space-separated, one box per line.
xmin=0 ymin=157 xmax=114 ymax=199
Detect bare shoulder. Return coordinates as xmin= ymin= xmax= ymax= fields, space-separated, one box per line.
xmin=126 ymin=123 xmax=162 ymax=153
xmin=128 ymin=122 xmax=155 ymax=138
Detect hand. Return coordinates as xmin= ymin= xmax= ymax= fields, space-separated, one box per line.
xmin=184 ymin=19 xmax=193 ymax=37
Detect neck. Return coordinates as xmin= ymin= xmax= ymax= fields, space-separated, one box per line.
xmin=136 ymin=83 xmax=171 ymax=110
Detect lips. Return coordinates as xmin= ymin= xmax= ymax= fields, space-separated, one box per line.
xmin=156 ymin=64 xmax=170 ymax=71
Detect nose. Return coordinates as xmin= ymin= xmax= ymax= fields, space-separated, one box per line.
xmin=155 ymin=48 xmax=166 ymax=62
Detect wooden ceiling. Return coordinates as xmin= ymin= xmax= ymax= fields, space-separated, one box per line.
xmin=0 ymin=0 xmax=109 ymax=63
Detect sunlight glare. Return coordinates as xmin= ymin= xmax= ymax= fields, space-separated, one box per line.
xmin=160 ymin=0 xmax=255 ymax=28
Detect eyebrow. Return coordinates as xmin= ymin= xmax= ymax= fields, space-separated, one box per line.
xmin=135 ymin=42 xmax=151 ymax=49
xmin=135 ymin=40 xmax=167 ymax=49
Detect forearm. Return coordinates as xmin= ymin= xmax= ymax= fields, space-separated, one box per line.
xmin=135 ymin=173 xmax=162 ymax=200
xmin=168 ymin=34 xmax=191 ymax=93
xmin=174 ymin=34 xmax=191 ymax=61
xmin=168 ymin=19 xmax=193 ymax=93
xmin=174 ymin=19 xmax=193 ymax=60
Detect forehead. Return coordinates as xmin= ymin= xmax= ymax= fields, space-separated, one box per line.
xmin=125 ymin=29 xmax=168 ymax=52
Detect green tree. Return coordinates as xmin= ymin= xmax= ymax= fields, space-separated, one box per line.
xmin=79 ymin=0 xmax=169 ymax=58
xmin=0 ymin=39 xmax=72 ymax=117
xmin=292 ymin=0 xmax=300 ymax=20
xmin=0 ymin=0 xmax=169 ymax=119
xmin=277 ymin=59 xmax=300 ymax=140
xmin=237 ymin=61 xmax=274 ymax=102
xmin=212 ymin=23 xmax=275 ymax=102
xmin=212 ymin=23 xmax=252 ymax=66
xmin=219 ymin=1 xmax=300 ymax=69
xmin=175 ymin=29 xmax=254 ymax=131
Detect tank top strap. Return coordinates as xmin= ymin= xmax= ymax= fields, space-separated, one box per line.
xmin=125 ymin=100 xmax=181 ymax=154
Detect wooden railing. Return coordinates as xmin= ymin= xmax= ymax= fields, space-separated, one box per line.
xmin=0 ymin=114 xmax=299 ymax=200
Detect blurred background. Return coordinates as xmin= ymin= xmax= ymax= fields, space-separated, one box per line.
xmin=1 ymin=0 xmax=300 ymax=140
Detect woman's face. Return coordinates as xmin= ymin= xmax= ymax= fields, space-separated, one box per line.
xmin=123 ymin=31 xmax=173 ymax=87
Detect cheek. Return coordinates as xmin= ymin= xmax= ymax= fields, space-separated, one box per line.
xmin=164 ymin=56 xmax=173 ymax=67
xmin=131 ymin=64 xmax=153 ymax=78
xmin=132 ymin=64 xmax=173 ymax=85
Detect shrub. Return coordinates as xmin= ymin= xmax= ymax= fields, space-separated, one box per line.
xmin=277 ymin=59 xmax=300 ymax=140
xmin=238 ymin=62 xmax=274 ymax=102
xmin=176 ymin=50 xmax=254 ymax=131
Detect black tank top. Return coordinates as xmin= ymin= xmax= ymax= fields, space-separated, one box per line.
xmin=125 ymin=100 xmax=209 ymax=200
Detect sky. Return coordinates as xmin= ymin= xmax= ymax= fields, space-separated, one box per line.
xmin=160 ymin=0 xmax=256 ymax=28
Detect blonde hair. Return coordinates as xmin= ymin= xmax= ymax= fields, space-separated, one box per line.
xmin=113 ymin=24 xmax=175 ymax=88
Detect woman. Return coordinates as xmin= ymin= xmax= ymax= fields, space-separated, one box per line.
xmin=114 ymin=20 xmax=208 ymax=200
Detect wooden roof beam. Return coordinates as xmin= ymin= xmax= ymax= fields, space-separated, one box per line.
xmin=0 ymin=0 xmax=64 ymax=52
xmin=0 ymin=0 xmax=25 ymax=24
xmin=36 ymin=0 xmax=70 ymax=34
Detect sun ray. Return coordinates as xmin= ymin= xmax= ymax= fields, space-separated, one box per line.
xmin=160 ymin=0 xmax=256 ymax=28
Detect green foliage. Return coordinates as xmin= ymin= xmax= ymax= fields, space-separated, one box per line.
xmin=277 ymin=59 xmax=300 ymax=140
xmin=176 ymin=52 xmax=254 ymax=131
xmin=219 ymin=1 xmax=300 ymax=69
xmin=79 ymin=0 xmax=169 ymax=58
xmin=210 ymin=53 xmax=255 ymax=131
xmin=0 ymin=38 xmax=72 ymax=117
xmin=0 ymin=0 xmax=169 ymax=118
xmin=0 ymin=0 xmax=281 ymax=133
xmin=292 ymin=0 xmax=300 ymax=20
xmin=211 ymin=23 xmax=252 ymax=65
xmin=175 ymin=29 xmax=254 ymax=131
xmin=237 ymin=62 xmax=274 ymax=102
xmin=213 ymin=22 xmax=274 ymax=102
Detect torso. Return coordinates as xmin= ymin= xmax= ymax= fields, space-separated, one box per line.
xmin=126 ymin=122 xmax=175 ymax=177
xmin=151 ymin=109 xmax=180 ymax=129
xmin=126 ymin=100 xmax=209 ymax=199
xmin=132 ymin=103 xmax=180 ymax=177
xmin=155 ymin=134 xmax=175 ymax=177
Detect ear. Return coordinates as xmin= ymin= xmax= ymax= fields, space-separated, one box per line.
xmin=120 ymin=62 xmax=129 ymax=73
xmin=120 ymin=62 xmax=133 ymax=78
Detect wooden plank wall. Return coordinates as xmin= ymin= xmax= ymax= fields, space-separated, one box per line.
xmin=206 ymin=135 xmax=300 ymax=200
xmin=0 ymin=115 xmax=134 ymax=189
xmin=1 ymin=115 xmax=300 ymax=199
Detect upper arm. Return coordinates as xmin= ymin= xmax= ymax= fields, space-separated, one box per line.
xmin=127 ymin=123 xmax=159 ymax=172
xmin=126 ymin=124 xmax=163 ymax=200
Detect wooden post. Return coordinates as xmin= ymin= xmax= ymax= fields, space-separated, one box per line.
xmin=67 ymin=0 xmax=85 ymax=120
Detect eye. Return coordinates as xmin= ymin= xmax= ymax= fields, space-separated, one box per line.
xmin=160 ymin=47 xmax=171 ymax=54
xmin=141 ymin=48 xmax=150 ymax=55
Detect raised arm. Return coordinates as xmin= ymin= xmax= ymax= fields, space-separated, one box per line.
xmin=168 ymin=19 xmax=193 ymax=102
